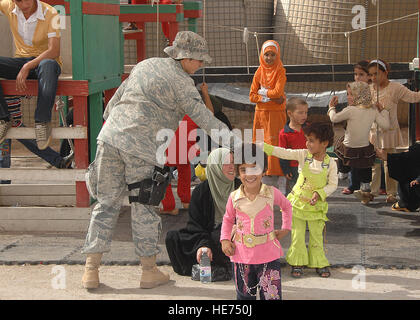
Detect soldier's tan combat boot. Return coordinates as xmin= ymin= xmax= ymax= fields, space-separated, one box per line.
xmin=139 ymin=255 xmax=170 ymax=289
xmin=82 ymin=253 xmax=103 ymax=289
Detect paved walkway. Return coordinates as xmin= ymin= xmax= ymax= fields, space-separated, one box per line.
xmin=1 ymin=265 xmax=419 ymax=300
xmin=1 ymin=180 xmax=420 ymax=269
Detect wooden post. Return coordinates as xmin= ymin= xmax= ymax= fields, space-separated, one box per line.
xmin=167 ymin=21 xmax=178 ymax=45
xmin=73 ymin=96 xmax=90 ymax=207
xmin=136 ymin=22 xmax=146 ymax=62
xmin=183 ymin=1 xmax=202 ymax=33
xmin=88 ymin=93 xmax=103 ymax=162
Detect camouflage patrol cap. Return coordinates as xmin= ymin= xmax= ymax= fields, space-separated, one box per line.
xmin=164 ymin=31 xmax=212 ymax=64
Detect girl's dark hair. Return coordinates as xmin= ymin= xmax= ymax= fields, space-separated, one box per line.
xmin=354 ymin=60 xmax=369 ymax=74
xmin=234 ymin=143 xmax=268 ymax=173
xmin=368 ymin=58 xmax=390 ymax=75
xmin=303 ymin=122 xmax=334 ymax=147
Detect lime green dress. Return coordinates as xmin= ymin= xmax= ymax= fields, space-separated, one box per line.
xmin=285 ymin=153 xmax=330 ymax=268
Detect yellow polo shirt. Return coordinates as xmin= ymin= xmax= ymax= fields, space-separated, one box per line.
xmin=0 ymin=0 xmax=62 ymax=67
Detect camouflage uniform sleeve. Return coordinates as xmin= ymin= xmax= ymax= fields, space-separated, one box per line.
xmin=175 ymin=79 xmax=241 ymax=149
xmin=103 ymin=79 xmax=128 ymax=121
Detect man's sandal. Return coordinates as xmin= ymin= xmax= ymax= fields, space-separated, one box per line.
xmin=316 ymin=267 xmax=331 ymax=278
xmin=291 ymin=266 xmax=304 ymax=278
xmin=391 ymin=202 xmax=412 ymax=213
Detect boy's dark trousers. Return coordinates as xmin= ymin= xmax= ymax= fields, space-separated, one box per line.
xmin=338 ymin=158 xmax=372 ymax=188
xmin=285 ymin=166 xmax=299 ymax=196
xmin=0 ymin=57 xmax=61 ymax=123
xmin=0 ymin=96 xmax=65 ymax=181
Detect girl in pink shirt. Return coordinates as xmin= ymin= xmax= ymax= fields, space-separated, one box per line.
xmin=220 ymin=143 xmax=292 ymax=300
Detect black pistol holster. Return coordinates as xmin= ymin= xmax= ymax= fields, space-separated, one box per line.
xmin=128 ymin=166 xmax=171 ymax=206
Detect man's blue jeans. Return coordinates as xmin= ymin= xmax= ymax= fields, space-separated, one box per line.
xmin=0 ymin=126 xmax=65 ymax=184
xmin=0 ymin=56 xmax=61 ymax=123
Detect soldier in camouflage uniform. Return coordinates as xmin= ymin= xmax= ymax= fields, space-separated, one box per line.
xmin=81 ymin=31 xmax=238 ymax=289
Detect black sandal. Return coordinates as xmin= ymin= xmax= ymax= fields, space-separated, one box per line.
xmin=316 ymin=267 xmax=331 ymax=278
xmin=291 ymin=266 xmax=304 ymax=278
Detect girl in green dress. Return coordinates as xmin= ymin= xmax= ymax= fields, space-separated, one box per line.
xmin=263 ymin=122 xmax=338 ymax=278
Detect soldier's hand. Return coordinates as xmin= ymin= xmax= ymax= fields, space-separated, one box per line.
xmin=200 ymin=82 xmax=209 ymax=96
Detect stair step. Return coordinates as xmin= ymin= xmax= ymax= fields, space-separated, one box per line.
xmin=0 ymin=184 xmax=76 ymax=206
xmin=0 ymin=206 xmax=92 ymax=232
xmin=5 ymin=127 xmax=87 ymax=139
xmin=0 ymin=168 xmax=86 ymax=181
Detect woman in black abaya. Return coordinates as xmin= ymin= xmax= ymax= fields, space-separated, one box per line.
xmin=165 ymin=148 xmax=240 ymax=279
xmin=377 ymin=143 xmax=420 ymax=212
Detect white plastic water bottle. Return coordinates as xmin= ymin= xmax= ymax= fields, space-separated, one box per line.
xmin=200 ymin=248 xmax=211 ymax=283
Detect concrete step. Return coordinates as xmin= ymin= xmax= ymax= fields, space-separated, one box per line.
xmin=0 ymin=184 xmax=76 ymax=206
xmin=0 ymin=168 xmax=86 ymax=181
xmin=4 ymin=127 xmax=87 ymax=140
xmin=0 ymin=206 xmax=92 ymax=232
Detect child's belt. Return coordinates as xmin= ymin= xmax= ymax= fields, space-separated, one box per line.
xmin=234 ymin=231 xmax=276 ymax=248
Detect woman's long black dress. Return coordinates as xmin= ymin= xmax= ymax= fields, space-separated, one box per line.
xmin=387 ymin=143 xmax=420 ymax=211
xmin=165 ymin=179 xmax=240 ymax=277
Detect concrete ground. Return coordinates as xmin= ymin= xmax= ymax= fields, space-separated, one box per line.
xmin=2 ymin=187 xmax=420 ymax=269
xmin=1 ymin=183 xmax=420 ymax=300
xmin=1 ymin=265 xmax=420 ymax=300
xmin=1 ymin=143 xmax=420 ymax=300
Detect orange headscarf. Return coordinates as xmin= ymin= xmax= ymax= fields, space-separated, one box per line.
xmin=258 ymin=40 xmax=285 ymax=89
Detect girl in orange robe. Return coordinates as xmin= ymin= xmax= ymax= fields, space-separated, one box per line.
xmin=250 ymin=40 xmax=287 ymax=189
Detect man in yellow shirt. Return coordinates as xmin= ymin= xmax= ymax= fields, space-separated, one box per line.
xmin=0 ymin=0 xmax=62 ymax=150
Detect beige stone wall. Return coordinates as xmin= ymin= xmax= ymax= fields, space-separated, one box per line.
xmin=274 ymin=0 xmax=418 ymax=94
xmin=124 ymin=0 xmax=275 ymax=66
xmin=0 ymin=18 xmax=13 ymax=57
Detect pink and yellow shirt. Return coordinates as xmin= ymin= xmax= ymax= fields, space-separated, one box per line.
xmin=0 ymin=0 xmax=62 ymax=67
xmin=220 ymin=184 xmax=292 ymax=265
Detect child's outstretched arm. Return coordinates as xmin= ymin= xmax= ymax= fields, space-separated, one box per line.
xmin=220 ymin=196 xmax=236 ymax=256
xmin=263 ymin=142 xmax=306 ymax=163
